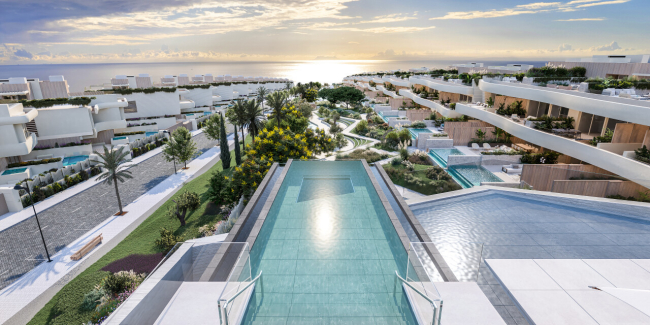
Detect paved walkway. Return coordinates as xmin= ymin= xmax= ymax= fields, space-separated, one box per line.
xmin=0 ymin=131 xmax=218 ymax=291
xmin=0 ymin=132 xmax=235 ymax=325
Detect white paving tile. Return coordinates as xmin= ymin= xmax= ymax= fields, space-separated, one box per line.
xmin=534 ymin=259 xmax=614 ymax=290
xmin=510 ymin=290 xmax=598 ymax=325
xmin=486 ymin=259 xmax=561 ymax=290
xmin=583 ymin=259 xmax=650 ymax=290
xmin=567 ymin=290 xmax=650 ymax=324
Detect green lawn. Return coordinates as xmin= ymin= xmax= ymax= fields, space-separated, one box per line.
xmin=28 ymin=138 xmax=249 ymax=325
xmin=343 ymin=135 xmax=372 ymax=149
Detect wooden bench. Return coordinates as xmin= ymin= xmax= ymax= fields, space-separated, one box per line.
xmin=70 ymin=234 xmax=103 ymax=261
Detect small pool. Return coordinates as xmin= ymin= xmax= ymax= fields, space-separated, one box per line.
xmin=2 ymin=167 xmax=27 ymax=175
xmin=145 ymin=131 xmax=158 ymax=137
xmin=448 ymin=165 xmax=503 ymax=188
xmin=428 ymin=148 xmax=464 ymax=168
xmin=113 ymin=136 xmax=127 ymax=140
xmin=408 ymin=128 xmax=432 ymax=140
xmin=63 ymin=155 xmax=89 ymax=167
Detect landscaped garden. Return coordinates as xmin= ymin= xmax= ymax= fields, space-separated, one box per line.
xmin=28 ymin=90 xmax=341 ymax=325
xmin=382 ymin=150 xmax=461 ymax=195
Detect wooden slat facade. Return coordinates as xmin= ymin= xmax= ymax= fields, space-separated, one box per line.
xmin=612 ymin=123 xmax=649 ymax=144
xmin=444 ymin=121 xmax=495 ymax=146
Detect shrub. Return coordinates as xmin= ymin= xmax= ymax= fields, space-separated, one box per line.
xmin=408 ymin=150 xmax=431 ymax=165
xmin=73 ymin=174 xmax=83 ymax=184
xmin=155 ymin=227 xmax=182 ymax=253
xmin=81 ymin=288 xmax=107 ymax=311
xmin=45 ymin=185 xmax=54 ymax=197
xmin=101 ymin=270 xmax=146 ymax=295
xmin=21 ymin=195 xmax=33 ymax=208
xmin=384 ymin=131 xmax=401 ymax=149
xmin=426 ymin=166 xmax=452 ymax=181
xmin=52 ymin=182 xmax=63 ymax=193
xmin=353 ymin=120 xmax=368 ymax=135
xmin=390 ymin=157 xmax=403 ymax=166
xmin=409 ymin=121 xmax=427 ymax=128
xmin=635 ymin=145 xmax=650 ymax=164
xmin=8 ymin=157 xmax=62 ymax=168
xmin=335 ymin=149 xmax=390 ymax=163
xmin=521 ymin=151 xmax=560 ymax=164
xmin=80 ymin=169 xmax=89 ymax=181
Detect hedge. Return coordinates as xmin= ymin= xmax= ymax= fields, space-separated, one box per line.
xmin=20 ymin=97 xmax=94 ymax=108
xmin=114 ymin=131 xmax=145 ymax=136
xmin=8 ymin=158 xmax=62 ymax=168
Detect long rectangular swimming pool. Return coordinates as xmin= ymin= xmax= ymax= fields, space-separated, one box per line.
xmin=428 ymin=148 xmax=464 ymax=168
xmin=243 ymin=161 xmax=417 ymax=325
xmin=63 ymin=155 xmax=89 ymax=167
xmin=408 ymin=128 xmax=432 ymax=140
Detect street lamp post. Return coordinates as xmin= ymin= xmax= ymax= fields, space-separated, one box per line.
xmin=162 ymin=130 xmax=177 ymax=174
xmin=14 ymin=181 xmax=51 ymax=263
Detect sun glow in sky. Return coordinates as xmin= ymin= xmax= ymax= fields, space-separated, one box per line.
xmin=0 ymin=0 xmax=646 ymax=64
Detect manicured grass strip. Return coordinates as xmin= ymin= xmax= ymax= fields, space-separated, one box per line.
xmin=343 ymin=135 xmax=372 ymax=149
xmin=28 ymin=139 xmax=248 ymax=325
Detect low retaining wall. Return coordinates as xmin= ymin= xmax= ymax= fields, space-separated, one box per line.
xmin=425 ymin=138 xmax=454 ymax=149
xmin=447 ymin=155 xmax=481 ymax=166
xmin=479 ymin=154 xmax=523 ymax=165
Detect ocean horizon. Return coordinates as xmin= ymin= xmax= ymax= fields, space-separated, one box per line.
xmin=0 ymin=60 xmax=547 ymax=92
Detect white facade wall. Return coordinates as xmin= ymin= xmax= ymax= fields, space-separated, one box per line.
xmin=33 ymin=106 xmax=95 ymax=140
xmin=0 ymin=104 xmax=38 ymax=157
xmin=119 ymin=92 xmax=181 ymax=119
xmin=182 ymin=88 xmax=213 ymax=107
xmin=232 ymin=84 xmax=250 ymax=97
xmin=212 ymin=85 xmax=234 ymax=101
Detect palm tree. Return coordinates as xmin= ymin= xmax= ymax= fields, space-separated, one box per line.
xmin=93 ymin=146 xmax=133 ymax=215
xmin=256 ymin=86 xmax=268 ymax=111
xmin=230 ymin=100 xmax=248 ymax=148
xmin=266 ymin=90 xmax=289 ymax=126
xmin=245 ymin=99 xmax=265 ymax=142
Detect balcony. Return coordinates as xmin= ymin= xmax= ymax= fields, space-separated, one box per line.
xmin=478 ymin=79 xmax=650 ymax=125
xmin=455 ymin=103 xmax=650 ymax=188
xmin=399 ymin=89 xmax=463 ymax=118
xmin=382 ymin=76 xmax=409 ymax=87
xmin=180 ymin=100 xmax=195 ymax=109
xmin=409 ymin=77 xmax=474 ymax=96
xmin=95 ymin=98 xmax=129 ymax=110
xmin=0 ymin=132 xmax=37 ymax=158
xmin=376 ymin=85 xmax=400 ymax=99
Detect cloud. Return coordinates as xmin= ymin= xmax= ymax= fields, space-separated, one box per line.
xmin=314 ymin=55 xmax=338 ymax=60
xmin=556 ymin=17 xmax=606 ymax=21
xmin=360 ymin=13 xmax=417 ymax=24
xmin=430 ymin=0 xmax=630 ymax=20
xmin=558 ymin=44 xmax=573 ymax=51
xmin=348 ymin=41 xmax=359 ymax=44
xmin=161 ymin=44 xmax=169 ymax=51
xmin=14 ymin=49 xmax=33 ymax=59
xmin=590 ymin=41 xmax=622 ymax=51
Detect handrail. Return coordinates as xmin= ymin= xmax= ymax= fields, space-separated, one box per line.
xmin=395 ymin=271 xmax=443 ymax=325
xmin=219 ymin=271 xmax=262 ymax=325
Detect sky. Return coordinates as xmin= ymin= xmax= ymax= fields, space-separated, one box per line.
xmin=0 ymin=0 xmax=647 ymax=64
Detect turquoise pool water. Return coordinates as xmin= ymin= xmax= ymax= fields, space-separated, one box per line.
xmin=145 ymin=131 xmax=158 ymax=137
xmin=63 ymin=155 xmax=89 ymax=166
xmin=308 ymin=121 xmax=319 ymax=130
xmin=244 ymin=161 xmax=417 ymax=325
xmin=2 ymin=167 xmax=27 ymax=175
xmin=428 ymin=148 xmax=464 ymax=168
xmin=377 ymin=111 xmax=388 ymax=123
xmin=113 ymin=136 xmax=127 ymax=140
xmin=408 ymin=128 xmax=432 ymax=140
xmin=448 ymin=165 xmax=503 ymax=188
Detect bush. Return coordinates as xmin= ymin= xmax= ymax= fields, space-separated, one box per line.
xmin=426 ymin=166 xmax=452 ymax=181
xmin=384 ymin=131 xmax=401 ymax=149
xmin=73 ymin=174 xmax=83 ymax=184
xmin=335 ymin=149 xmax=389 ymax=163
xmin=353 ymin=120 xmax=368 ymax=135
xmin=390 ymin=157 xmax=403 ymax=166
xmin=8 ymin=157 xmax=62 ymax=168
xmin=521 ymin=151 xmax=560 ymax=164
xmin=155 ymin=227 xmax=182 ymax=254
xmin=635 ymin=145 xmax=650 ymax=164
xmin=81 ymin=288 xmax=107 ymax=311
xmin=408 ymin=150 xmax=431 ymax=165
xmin=409 ymin=121 xmax=427 ymax=128
xmin=101 ymin=270 xmax=146 ymax=296
xmin=52 ymin=182 xmax=63 ymax=193
xmin=80 ymin=169 xmax=89 ymax=181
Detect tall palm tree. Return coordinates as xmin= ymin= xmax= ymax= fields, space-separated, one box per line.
xmin=230 ymin=100 xmax=248 ymax=148
xmin=93 ymin=146 xmax=133 ymax=215
xmin=256 ymin=86 xmax=268 ymax=111
xmin=266 ymin=90 xmax=289 ymax=126
xmin=245 ymin=99 xmax=265 ymax=142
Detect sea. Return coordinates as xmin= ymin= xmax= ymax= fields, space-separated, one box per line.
xmin=0 ymin=60 xmax=547 ymax=93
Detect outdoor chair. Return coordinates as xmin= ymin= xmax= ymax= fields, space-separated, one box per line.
xmin=483 ymin=143 xmax=492 ymax=149
xmin=511 ymin=114 xmax=520 ymax=122
xmin=472 ymin=143 xmax=481 ymax=149
xmin=502 ymin=164 xmax=523 ymax=174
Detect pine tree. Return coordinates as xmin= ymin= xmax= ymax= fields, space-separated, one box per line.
xmin=219 ymin=112 xmax=231 ymax=169
xmin=234 ymin=124 xmax=242 ymax=166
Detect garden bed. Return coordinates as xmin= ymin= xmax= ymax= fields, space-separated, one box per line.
xmin=382 ymin=163 xmax=461 ymax=195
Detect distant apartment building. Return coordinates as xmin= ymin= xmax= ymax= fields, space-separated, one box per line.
xmin=0 ymin=76 xmax=70 ymax=100
xmin=548 ymin=54 xmax=650 ymax=79
xmin=348 ymin=56 xmax=650 ymax=193
xmin=453 ymin=63 xmax=534 ymax=74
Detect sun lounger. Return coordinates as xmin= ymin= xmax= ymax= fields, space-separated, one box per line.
xmin=502 ymin=164 xmax=523 ymax=174
xmin=472 ymin=143 xmax=481 ymax=149
xmin=483 ymin=143 xmax=491 ymax=149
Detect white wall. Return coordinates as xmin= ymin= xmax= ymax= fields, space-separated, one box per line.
xmin=597 ymin=142 xmax=643 ymax=155
xmin=212 ymin=85 xmax=234 ymax=101
xmin=34 ymin=106 xmax=94 ymax=140
xmin=119 ymin=92 xmax=181 ymax=119
xmin=183 ymin=88 xmax=213 ymax=107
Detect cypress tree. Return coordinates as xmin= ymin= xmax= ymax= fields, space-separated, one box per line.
xmin=219 ymin=112 xmax=231 ymax=169
xmin=234 ymin=124 xmax=242 ymax=166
